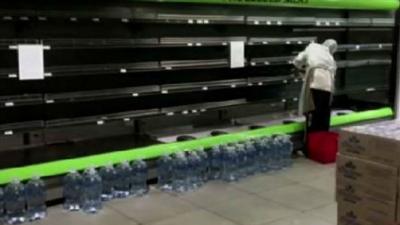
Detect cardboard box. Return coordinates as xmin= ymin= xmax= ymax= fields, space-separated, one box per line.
xmin=338 ymin=202 xmax=398 ymax=225
xmin=337 ymin=178 xmax=397 ymax=221
xmin=339 ymin=129 xmax=400 ymax=166
xmin=336 ymin=154 xmax=398 ymax=194
xmin=398 ymin=179 xmax=400 ymax=223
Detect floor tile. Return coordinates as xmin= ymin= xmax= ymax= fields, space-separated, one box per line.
xmin=274 ymin=163 xmax=332 ymax=183
xmin=232 ymin=174 xmax=297 ymax=194
xmin=263 ymin=212 xmax=334 ymax=225
xmin=305 ymin=203 xmax=337 ymax=225
xmin=108 ymin=190 xmax=198 ymax=224
xmin=39 ymin=205 xmax=138 ymax=225
xmin=259 ymin=184 xmax=334 ymax=211
xmin=302 ymin=173 xmax=336 ymax=198
xmin=148 ymin=209 xmax=238 ymax=225
xmin=206 ymin=193 xmax=299 ymax=225
xmin=176 ymin=181 xmax=253 ymax=209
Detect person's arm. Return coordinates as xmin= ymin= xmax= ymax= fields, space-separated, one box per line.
xmin=293 ymin=50 xmax=307 ymax=79
xmin=293 ymin=50 xmax=307 ymax=70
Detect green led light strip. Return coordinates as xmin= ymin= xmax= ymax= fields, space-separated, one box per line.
xmin=137 ymin=0 xmax=399 ymax=10
xmin=0 ymin=107 xmax=393 ymax=185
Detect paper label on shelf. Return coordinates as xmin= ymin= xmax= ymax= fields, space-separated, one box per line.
xmin=18 ymin=44 xmax=45 ymax=80
xmin=230 ymin=41 xmax=245 ymax=69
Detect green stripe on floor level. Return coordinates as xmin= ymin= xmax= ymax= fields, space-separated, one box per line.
xmin=137 ymin=0 xmax=399 ymax=10
xmin=0 ymin=107 xmax=393 ymax=185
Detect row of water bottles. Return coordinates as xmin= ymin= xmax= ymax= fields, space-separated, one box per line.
xmin=157 ymin=135 xmax=293 ymax=192
xmin=0 ymin=178 xmax=47 ymax=225
xmin=63 ymin=159 xmax=148 ymax=215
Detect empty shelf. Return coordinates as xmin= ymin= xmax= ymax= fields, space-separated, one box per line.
xmin=314 ymin=18 xmax=347 ymax=27
xmin=347 ymin=18 xmax=372 ymax=27
xmin=248 ymin=37 xmax=316 ymax=45
xmin=160 ymin=37 xmax=246 ymax=47
xmin=46 ymin=108 xmax=160 ymax=128
xmin=156 ymin=14 xmax=245 ymax=24
xmin=335 ymin=85 xmax=388 ymax=95
xmin=161 ymin=59 xmax=229 ymax=70
xmin=45 ymin=85 xmax=160 ymax=103
xmin=371 ymin=18 xmax=395 ymax=27
xmin=0 ymin=94 xmax=43 ymax=108
xmin=161 ymin=79 xmax=247 ymax=94
xmin=337 ymin=59 xmax=391 ymax=68
xmin=247 ymin=75 xmax=297 ymax=86
xmin=337 ymin=43 xmax=392 ymax=52
xmin=247 ymin=16 xmax=315 ymax=26
xmin=48 ymin=61 xmax=160 ymax=77
xmin=250 ymin=56 xmax=294 ymax=67
xmin=161 ymin=99 xmax=248 ymax=115
xmin=42 ymin=38 xmax=159 ymax=49
xmin=0 ymin=120 xmax=44 ymax=135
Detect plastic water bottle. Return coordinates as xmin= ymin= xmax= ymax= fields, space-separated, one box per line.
xmin=208 ymin=146 xmax=223 ymax=180
xmin=0 ymin=187 xmax=4 ymax=223
xmin=63 ymin=171 xmax=83 ymax=211
xmin=99 ymin=165 xmax=117 ymax=201
xmin=270 ymin=136 xmax=283 ymax=170
xmin=221 ymin=145 xmax=239 ymax=182
xmin=280 ymin=135 xmax=293 ymax=168
xmin=157 ymin=155 xmax=173 ymax=192
xmin=259 ymin=137 xmax=273 ymax=172
xmin=130 ymin=160 xmax=149 ymax=197
xmin=254 ymin=138 xmax=266 ymax=173
xmin=25 ymin=177 xmax=47 ymax=221
xmin=235 ymin=144 xmax=247 ymax=179
xmin=188 ymin=151 xmax=203 ymax=190
xmin=4 ymin=180 xmax=26 ymax=224
xmin=245 ymin=141 xmax=257 ymax=176
xmin=172 ymin=152 xmax=189 ymax=193
xmin=114 ymin=162 xmax=131 ymax=198
xmin=197 ymin=149 xmax=209 ymax=184
xmin=81 ymin=168 xmax=102 ymax=214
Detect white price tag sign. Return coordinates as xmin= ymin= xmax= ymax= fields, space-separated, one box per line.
xmin=18 ymin=44 xmax=45 ymax=80
xmin=229 ymin=41 xmax=245 ymax=69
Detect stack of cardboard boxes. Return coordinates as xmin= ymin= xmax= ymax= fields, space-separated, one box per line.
xmin=337 ymin=121 xmax=400 ymax=225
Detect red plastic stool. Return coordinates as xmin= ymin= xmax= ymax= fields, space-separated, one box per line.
xmin=307 ymin=131 xmax=339 ymax=164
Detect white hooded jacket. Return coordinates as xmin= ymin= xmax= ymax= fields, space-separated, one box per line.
xmin=294 ymin=40 xmax=337 ymax=115
xmin=293 ymin=42 xmax=337 ymax=92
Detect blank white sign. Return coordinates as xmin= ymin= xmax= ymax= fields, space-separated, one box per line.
xmin=18 ymin=44 xmax=45 ymax=80
xmin=230 ymin=41 xmax=245 ymax=68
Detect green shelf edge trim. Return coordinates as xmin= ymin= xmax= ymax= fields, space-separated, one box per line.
xmin=0 ymin=107 xmax=393 ymax=185
xmin=137 ymin=0 xmax=399 ymax=10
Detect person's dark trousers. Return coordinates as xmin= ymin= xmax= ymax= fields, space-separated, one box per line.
xmin=303 ymin=89 xmax=332 ymax=157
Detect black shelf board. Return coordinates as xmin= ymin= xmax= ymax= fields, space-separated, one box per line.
xmin=161 ymin=79 xmax=248 ymax=94
xmin=45 ymin=85 xmax=160 ymax=104
xmin=0 ymin=120 xmax=43 ymax=135
xmin=248 ymin=36 xmax=316 ymax=46
xmin=247 ymin=75 xmax=298 ymax=86
xmin=46 ymin=108 xmax=160 ymax=128
xmin=0 ymin=94 xmax=43 ymax=108
xmin=337 ymin=43 xmax=392 ymax=52
xmin=335 ymin=85 xmax=388 ymax=95
xmin=250 ymin=56 xmax=294 ymax=67
xmin=161 ymin=59 xmax=229 ymax=70
xmin=156 ymin=13 xmax=245 ymax=25
xmin=48 ymin=61 xmax=160 ymax=77
xmin=42 ymin=38 xmax=159 ymax=49
xmin=160 ymin=36 xmax=247 ymax=47
xmin=161 ymin=98 xmax=248 ymax=115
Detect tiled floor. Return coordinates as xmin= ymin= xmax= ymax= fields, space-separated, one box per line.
xmin=39 ymin=158 xmax=337 ymax=225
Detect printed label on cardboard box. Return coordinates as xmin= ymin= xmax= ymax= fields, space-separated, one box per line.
xmin=338 ymin=202 xmax=398 ymax=225
xmin=339 ymin=129 xmax=400 ymax=166
xmin=336 ymin=154 xmax=398 ymax=194
xmin=337 ymin=179 xmax=397 ymax=220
